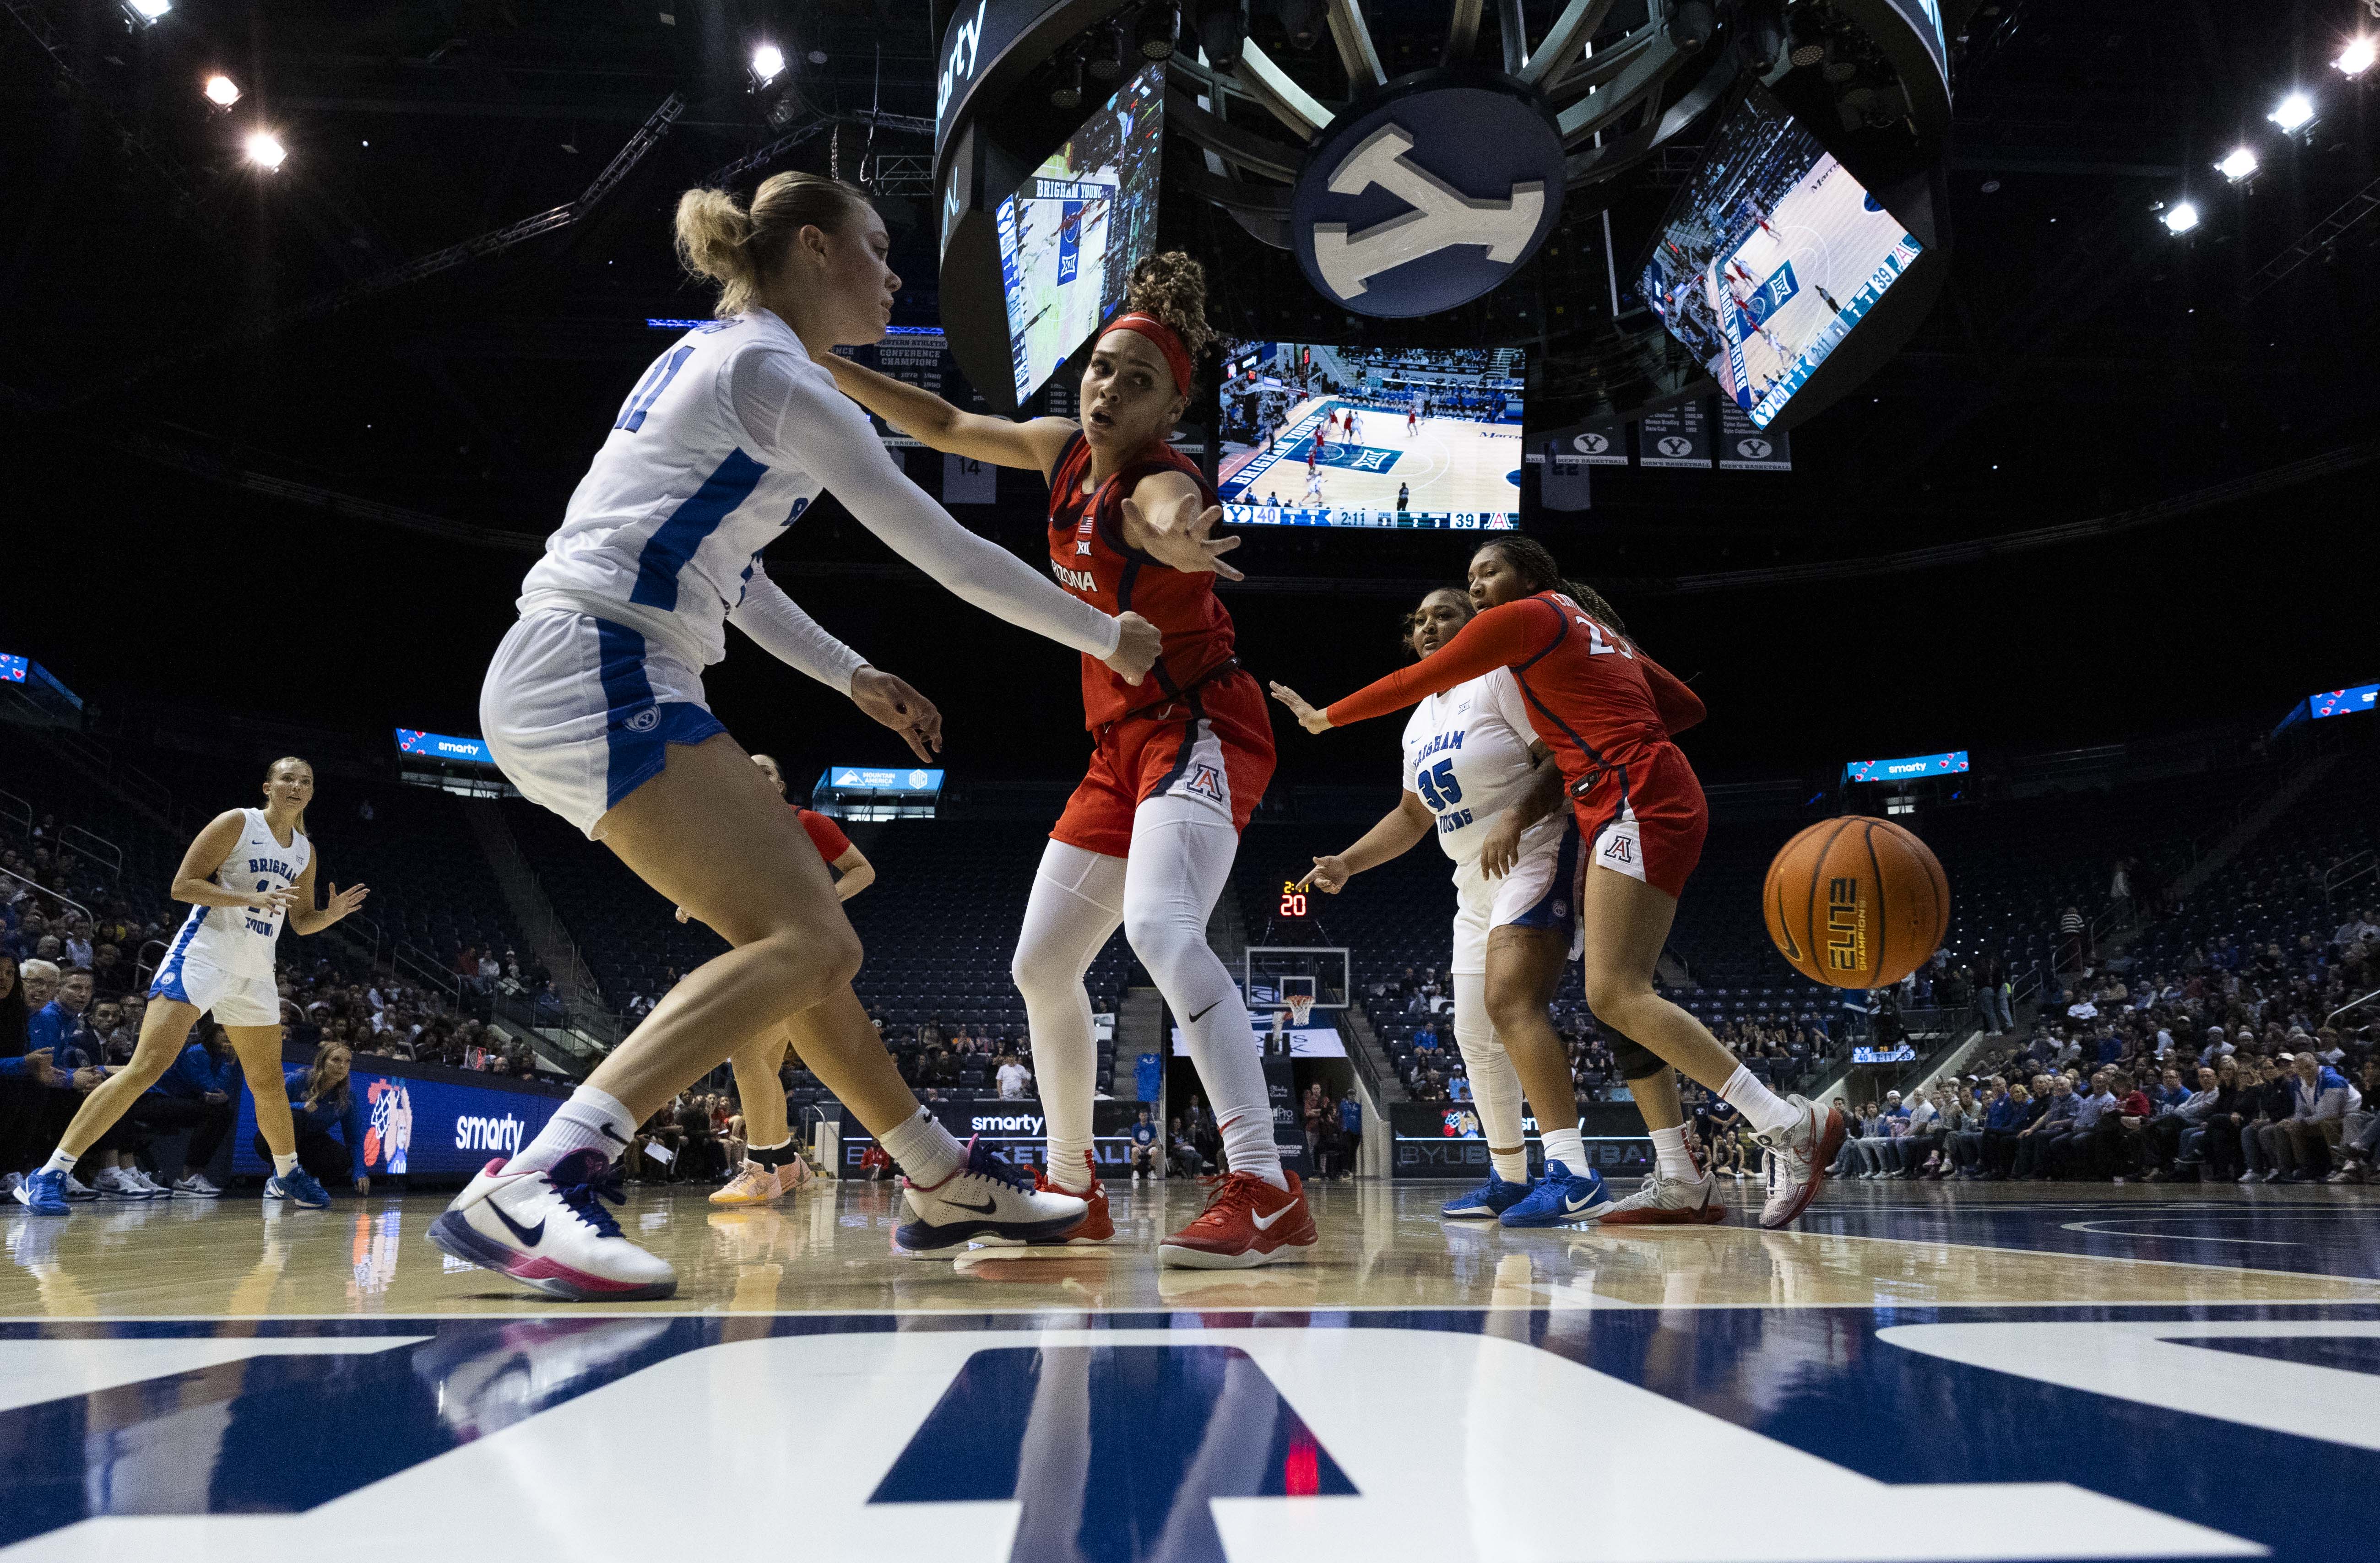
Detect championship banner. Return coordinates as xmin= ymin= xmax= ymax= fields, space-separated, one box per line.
xmin=834 ymin=327 xmax=971 ymax=448
xmin=1523 ymin=418 xmax=1628 ymax=466
xmin=1261 ymin=1057 xmax=1313 ymax=1177
xmin=1717 ymin=403 xmax=1793 ymax=471
xmin=943 ymin=452 xmax=997 ymax=504
xmin=1638 ymin=401 xmax=1713 ymax=469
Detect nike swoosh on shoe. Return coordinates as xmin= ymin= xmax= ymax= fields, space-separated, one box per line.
xmin=492 ymin=1206 xmax=545 ymax=1247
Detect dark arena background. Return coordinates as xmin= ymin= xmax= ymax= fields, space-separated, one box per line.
xmin=3 ymin=3 xmax=2379 ymax=1559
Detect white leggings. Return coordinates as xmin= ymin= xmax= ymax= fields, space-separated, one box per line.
xmin=1012 ymin=794 xmax=1281 ymax=1189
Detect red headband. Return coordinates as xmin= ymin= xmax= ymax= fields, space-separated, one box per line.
xmin=1101 ymin=313 xmax=1194 ymax=398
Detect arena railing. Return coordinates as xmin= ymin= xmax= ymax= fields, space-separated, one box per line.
xmin=0 ymin=786 xmax=30 ymax=844
xmin=2326 ymin=850 xmax=2375 ymax=908
xmin=0 ymin=862 xmax=94 ymax=928
xmin=57 ymin=823 xmax=121 ymax=882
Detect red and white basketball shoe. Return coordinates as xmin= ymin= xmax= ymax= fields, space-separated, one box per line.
xmin=1158 ymin=1170 xmax=1317 ymax=1269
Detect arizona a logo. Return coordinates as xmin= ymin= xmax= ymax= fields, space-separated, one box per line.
xmin=1182 ymin=761 xmax=1228 ymax=804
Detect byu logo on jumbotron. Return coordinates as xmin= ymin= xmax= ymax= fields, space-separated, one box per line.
xmin=1293 ymin=74 xmax=1566 ymax=318
xmin=1656 ymin=436 xmax=1696 ymax=458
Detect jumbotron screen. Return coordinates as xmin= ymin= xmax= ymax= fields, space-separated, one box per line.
xmin=1215 ymin=341 xmax=1522 ymax=530
xmin=993 ymin=61 xmax=1165 ymax=405
xmin=1638 ymin=87 xmax=1925 ymax=429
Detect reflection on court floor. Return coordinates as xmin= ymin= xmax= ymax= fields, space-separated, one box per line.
xmin=5 ymin=1182 xmax=2374 ymax=1562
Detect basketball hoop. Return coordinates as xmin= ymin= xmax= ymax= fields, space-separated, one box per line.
xmin=1286 ymin=993 xmax=1314 ymax=1028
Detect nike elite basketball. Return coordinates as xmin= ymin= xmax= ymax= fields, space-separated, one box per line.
xmin=1762 ymin=816 xmax=1949 ymax=988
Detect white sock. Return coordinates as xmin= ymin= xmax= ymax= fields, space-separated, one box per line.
xmin=1540 ymin=1127 xmax=1588 ymax=1176
xmin=272 ymin=1152 xmax=299 ymax=1179
xmin=881 ymin=1108 xmax=965 ymax=1188
xmin=1650 ymin=1124 xmax=1697 ymax=1179
xmin=1013 ymin=839 xmax=1125 ymax=1195
xmin=508 ymin=1085 xmax=637 ymax=1175
xmin=1721 ymin=1065 xmax=1802 ymax=1137
xmin=41 ymin=1147 xmax=77 ymax=1177
xmin=1453 ymin=974 xmax=1529 ymax=1184
xmin=1126 ymin=806 xmax=1285 ymax=1190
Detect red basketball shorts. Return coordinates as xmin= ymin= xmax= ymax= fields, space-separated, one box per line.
xmin=1052 ymin=666 xmax=1275 ymax=859
xmin=1574 ymin=740 xmax=1708 ymax=900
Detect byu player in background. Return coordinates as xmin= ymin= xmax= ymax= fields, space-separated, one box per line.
xmin=1281 ymin=587 xmax=1627 ymax=1227
xmin=13 ymin=757 xmax=368 ymax=1217
xmin=437 ymin=172 xmax=1162 ymax=1299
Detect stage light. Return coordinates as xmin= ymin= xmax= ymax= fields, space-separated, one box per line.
xmin=1198 ymin=2 xmax=1246 ymax=72
xmin=244 ymin=130 xmax=287 ymax=170
xmin=750 ymin=43 xmax=785 ymax=84
xmin=1738 ymin=0 xmax=1788 ymax=73
xmin=202 ymin=74 xmax=240 ymax=109
xmin=1087 ymin=20 xmax=1127 ymax=81
xmin=2267 ymin=91 xmax=2315 ymax=132
xmin=1050 ymin=53 xmax=1084 ymax=109
xmin=2336 ymin=38 xmax=2376 ymax=78
xmin=1274 ymin=0 xmax=1323 ymax=51
xmin=2162 ymin=201 xmax=2200 ymax=234
xmin=1135 ymin=4 xmax=1178 ymax=59
xmin=1666 ymin=0 xmax=1716 ymax=54
xmin=2215 ymin=146 xmax=2258 ymax=181
xmin=122 ymin=0 xmax=171 ymax=23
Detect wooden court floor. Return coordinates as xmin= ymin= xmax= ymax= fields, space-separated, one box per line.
xmin=5 ymin=1179 xmax=2376 ymax=1562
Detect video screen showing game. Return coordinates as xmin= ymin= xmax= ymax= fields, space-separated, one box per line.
xmin=1215 ymin=341 xmax=1523 ymax=530
xmin=1638 ymin=87 xmax=1925 ymax=429
xmin=993 ymin=61 xmax=1165 ymax=406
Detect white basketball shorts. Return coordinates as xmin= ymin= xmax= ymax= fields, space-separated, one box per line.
xmin=480 ymin=609 xmax=726 ymax=839
xmin=149 ymin=947 xmax=280 ymax=1026
xmin=1448 ymin=819 xmax=1583 ymax=977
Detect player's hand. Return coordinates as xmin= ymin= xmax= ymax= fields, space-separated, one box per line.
xmin=849 ymin=666 xmax=943 ymax=762
xmin=1119 ymin=492 xmax=1245 ymax=581
xmin=1301 ymin=854 xmax=1353 ymax=894
xmin=1268 ymin=681 xmax=1332 ymax=734
xmin=73 ymin=1066 xmax=104 ymax=1092
xmin=324 ymin=882 xmax=369 ymax=921
xmin=1104 ymin=612 xmax=1162 ymax=686
xmin=1477 ymin=812 xmax=1526 ymax=880
xmin=248 ymin=886 xmax=301 ymax=914
xmin=19 ymin=1049 xmax=55 ymax=1086
xmin=673 ymin=905 xmax=692 ymax=925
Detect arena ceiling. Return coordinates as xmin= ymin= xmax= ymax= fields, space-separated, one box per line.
xmin=2 ymin=0 xmax=2374 ymax=779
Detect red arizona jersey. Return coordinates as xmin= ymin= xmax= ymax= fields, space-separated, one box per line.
xmin=794 ymin=807 xmax=850 ymax=865
xmin=1325 ymin=591 xmax=1705 ymax=794
xmin=1046 ymin=431 xmax=1237 ymax=727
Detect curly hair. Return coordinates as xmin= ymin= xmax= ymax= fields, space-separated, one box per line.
xmin=1471 ymin=536 xmax=1632 ymax=641
xmin=1120 ymin=250 xmax=1214 ymax=388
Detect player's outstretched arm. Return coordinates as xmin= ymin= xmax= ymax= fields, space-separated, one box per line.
xmin=734 ymin=348 xmax=1157 ymax=682
xmin=1317 ymin=598 xmax=1554 ymax=729
xmin=1303 ymin=790 xmax=1434 ymax=892
xmin=1117 ymin=470 xmax=1244 ymax=581
xmin=822 ymin=353 xmax=1075 ymax=477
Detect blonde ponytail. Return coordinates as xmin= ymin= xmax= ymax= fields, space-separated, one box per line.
xmin=672 ymin=173 xmax=870 ymax=319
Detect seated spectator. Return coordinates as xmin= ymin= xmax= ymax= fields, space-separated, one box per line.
xmin=1126 ymin=1106 xmax=1160 ymax=1180
xmin=126 ymin=1020 xmax=241 ymax=1196
xmin=254 ymin=1041 xmax=371 ymax=1196
xmin=2270 ymin=1051 xmax=2358 ymax=1182
xmin=995 ymin=1054 xmax=1030 ymax=1100
xmin=2328 ymin=1057 xmax=2380 ymax=1184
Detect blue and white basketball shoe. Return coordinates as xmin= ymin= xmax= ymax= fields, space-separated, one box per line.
xmin=263 ymin=1166 xmax=331 ymax=1209
xmin=1497 ymin=1160 xmax=1611 ymax=1227
xmin=1441 ymin=1167 xmax=1533 ymax=1220
xmin=12 ymin=1168 xmax=70 ymax=1217
xmin=893 ymin=1137 xmax=1088 ymax=1259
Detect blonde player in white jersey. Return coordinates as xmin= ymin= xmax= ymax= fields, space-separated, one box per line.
xmin=1282 ymin=587 xmax=1617 ymax=1227
xmin=430 ymin=172 xmax=1162 ymax=1301
xmin=13 ymin=757 xmax=369 ymax=1217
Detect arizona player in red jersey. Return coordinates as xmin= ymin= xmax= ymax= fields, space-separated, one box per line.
xmin=676 ymin=752 xmax=874 ymax=1206
xmin=1272 ymin=536 xmax=1845 ymax=1229
xmin=824 ymin=253 xmax=1315 ymax=1267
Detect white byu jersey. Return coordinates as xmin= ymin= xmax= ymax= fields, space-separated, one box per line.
xmin=519 ymin=309 xmax=829 ymax=668
xmin=162 ymin=808 xmax=311 ymax=979
xmin=1399 ymin=669 xmax=1567 ymax=868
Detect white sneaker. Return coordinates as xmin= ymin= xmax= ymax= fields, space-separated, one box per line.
xmin=173 ymin=1172 xmax=222 ymax=1197
xmin=1594 ymin=1167 xmax=1727 ymax=1226
xmin=129 ymin=1169 xmax=173 ymax=1197
xmin=94 ymin=1167 xmax=152 ymax=1201
xmin=61 ymin=1173 xmax=101 ymax=1202
xmin=1753 ymin=1096 xmax=1845 ymax=1230
xmin=427 ymin=1149 xmax=677 ymax=1301
xmin=2260 ymin=1169 xmax=2283 ymax=1183
xmin=892 ymin=1138 xmax=1087 ymax=1259
xmin=2237 ymin=1169 xmax=2258 ymax=1183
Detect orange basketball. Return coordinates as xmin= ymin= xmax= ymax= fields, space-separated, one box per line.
xmin=1762 ymin=816 xmax=1950 ymax=989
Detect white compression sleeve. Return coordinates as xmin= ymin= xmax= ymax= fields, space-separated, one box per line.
xmin=1011 ymin=840 xmax=1128 ymax=1193
xmin=1453 ymin=972 xmax=1530 ymax=1184
xmin=725 ymin=570 xmax=866 ymax=693
xmin=729 ymin=348 xmax=1121 ymax=660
